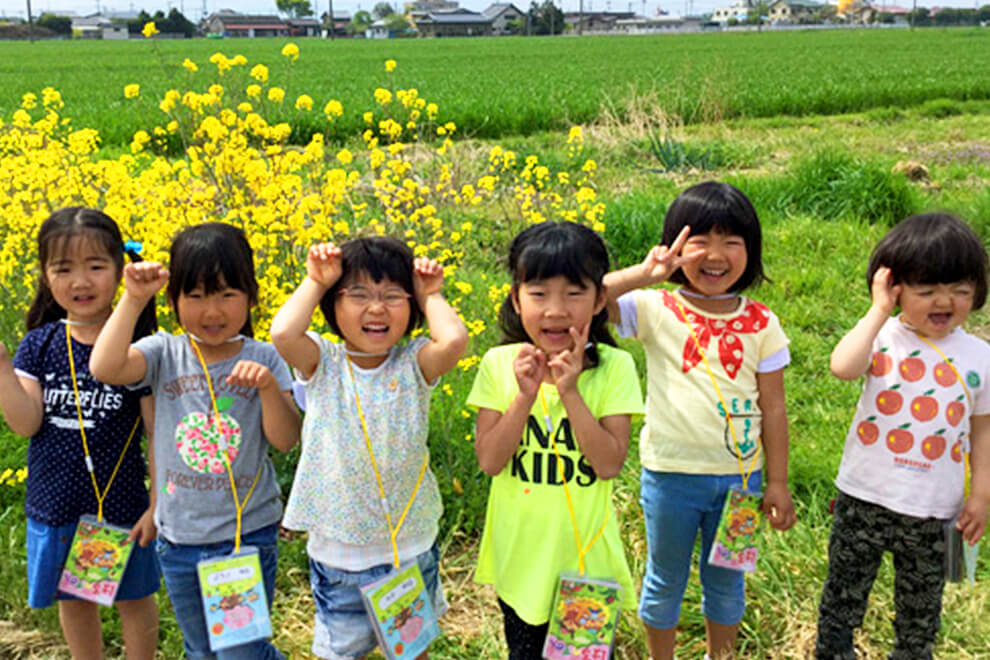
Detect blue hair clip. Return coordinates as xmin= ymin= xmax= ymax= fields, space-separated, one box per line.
xmin=124 ymin=240 xmax=143 ymax=255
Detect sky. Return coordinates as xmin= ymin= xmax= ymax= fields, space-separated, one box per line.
xmin=0 ymin=0 xmax=983 ymax=21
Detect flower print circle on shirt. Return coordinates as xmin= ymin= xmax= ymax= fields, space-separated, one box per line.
xmin=174 ymin=397 xmax=243 ymax=474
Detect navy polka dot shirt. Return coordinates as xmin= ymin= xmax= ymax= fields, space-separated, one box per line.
xmin=13 ymin=322 xmax=150 ymax=527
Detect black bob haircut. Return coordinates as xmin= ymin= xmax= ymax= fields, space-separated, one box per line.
xmin=28 ymin=207 xmax=156 ymax=341
xmin=498 ymin=221 xmax=616 ymax=368
xmin=319 ymin=236 xmax=424 ymax=338
xmin=661 ymin=181 xmax=766 ymax=293
xmin=167 ymin=223 xmax=259 ymax=337
xmin=867 ymin=212 xmax=988 ymax=310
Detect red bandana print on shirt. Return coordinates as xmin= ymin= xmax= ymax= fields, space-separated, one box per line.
xmin=663 ymin=290 xmax=771 ymax=380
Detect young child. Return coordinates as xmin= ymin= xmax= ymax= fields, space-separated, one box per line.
xmin=269 ymin=238 xmax=467 ymax=660
xmin=816 ymin=213 xmax=990 ymax=660
xmin=90 ymin=222 xmax=301 ymax=660
xmin=604 ymin=181 xmax=796 ymax=660
xmin=0 ymin=207 xmax=160 ymax=659
xmin=468 ymin=221 xmax=643 ymax=658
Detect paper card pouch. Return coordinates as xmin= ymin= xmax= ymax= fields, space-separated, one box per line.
xmin=360 ymin=562 xmax=440 ymax=660
xmin=197 ymin=547 xmax=272 ymax=652
xmin=542 ymin=572 xmax=622 ymax=660
xmin=708 ymin=487 xmax=762 ymax=573
xmin=57 ymin=515 xmax=135 ymax=606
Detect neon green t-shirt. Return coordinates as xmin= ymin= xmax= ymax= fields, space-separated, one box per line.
xmin=467 ymin=343 xmax=643 ymax=626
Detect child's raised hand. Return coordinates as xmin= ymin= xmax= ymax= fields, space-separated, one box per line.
xmin=124 ymin=262 xmax=168 ymax=302
xmin=413 ymin=257 xmax=444 ymax=300
xmin=956 ymin=495 xmax=989 ymax=545
xmin=513 ymin=344 xmax=547 ymax=398
xmin=761 ymin=482 xmax=797 ymax=531
xmin=306 ymin=243 xmax=343 ymax=289
xmin=642 ymin=226 xmax=703 ymax=283
xmin=226 ymin=360 xmax=276 ymax=391
xmin=870 ymin=266 xmax=901 ymax=316
xmin=548 ymin=324 xmax=590 ymax=396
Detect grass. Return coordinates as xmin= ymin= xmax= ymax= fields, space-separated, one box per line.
xmin=4 ymin=29 xmax=990 ymax=147
xmin=5 ymin=46 xmax=990 ymax=657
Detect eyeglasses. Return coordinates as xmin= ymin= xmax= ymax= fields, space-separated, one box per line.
xmin=339 ymin=287 xmax=411 ymax=308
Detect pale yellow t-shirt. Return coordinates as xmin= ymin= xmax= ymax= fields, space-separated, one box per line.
xmin=633 ymin=289 xmax=789 ymax=475
xmin=467 ymin=343 xmax=643 ymax=626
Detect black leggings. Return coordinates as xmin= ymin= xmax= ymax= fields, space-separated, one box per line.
xmin=498 ymin=598 xmax=549 ymax=660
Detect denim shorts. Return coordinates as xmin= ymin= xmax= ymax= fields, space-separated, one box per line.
xmin=310 ymin=543 xmax=447 ymax=660
xmin=638 ymin=468 xmax=762 ymax=629
xmin=26 ymin=516 xmax=161 ymax=609
xmin=156 ymin=523 xmax=285 ymax=660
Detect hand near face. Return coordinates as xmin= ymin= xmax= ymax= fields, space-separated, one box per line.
xmin=513 ymin=344 xmax=547 ymax=399
xmin=413 ymin=257 xmax=444 ymax=300
xmin=547 ymin=324 xmax=590 ymax=396
xmin=226 ymin=360 xmax=276 ymax=391
xmin=123 ymin=262 xmax=169 ymax=303
xmin=643 ymin=225 xmax=704 ymax=283
xmin=870 ymin=266 xmax=902 ymax=316
xmin=306 ymin=243 xmax=343 ymax=289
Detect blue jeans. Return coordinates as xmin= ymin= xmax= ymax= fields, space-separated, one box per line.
xmin=310 ymin=543 xmax=446 ymax=660
xmin=638 ymin=468 xmax=763 ymax=629
xmin=156 ymin=524 xmax=285 ymax=660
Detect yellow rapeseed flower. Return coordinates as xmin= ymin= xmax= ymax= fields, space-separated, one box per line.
xmin=246 ymin=84 xmax=262 ymax=98
xmin=373 ymin=88 xmax=392 ymax=106
xmin=324 ymin=100 xmax=343 ymax=118
xmin=268 ymin=87 xmax=285 ymax=104
xmin=336 ymin=148 xmax=353 ymax=165
xmin=250 ymin=64 xmax=269 ymax=82
xmin=21 ymin=92 xmax=37 ymax=109
xmin=142 ymin=21 xmax=159 ymax=37
xmin=281 ymin=43 xmax=300 ymax=61
xmin=182 ymin=58 xmax=198 ymax=72
xmin=295 ymin=94 xmax=314 ymax=111
xmin=385 ymin=59 xmax=397 ymax=73
xmin=124 ymin=84 xmax=140 ymax=99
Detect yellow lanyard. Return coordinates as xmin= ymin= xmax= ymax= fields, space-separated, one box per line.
xmin=65 ymin=324 xmax=141 ymax=523
xmin=674 ymin=296 xmax=761 ymax=491
xmin=346 ymin=356 xmax=429 ymax=569
xmin=189 ymin=337 xmax=262 ymax=554
xmin=538 ymin=385 xmax=609 ymax=576
xmin=914 ymin=333 xmax=973 ymax=494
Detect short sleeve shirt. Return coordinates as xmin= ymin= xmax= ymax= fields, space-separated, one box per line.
xmin=14 ymin=322 xmax=150 ymax=527
xmin=632 ymin=290 xmax=789 ymax=474
xmin=282 ymin=336 xmax=442 ymax=568
xmin=467 ymin=343 xmax=643 ymax=626
xmin=836 ymin=318 xmax=990 ymax=519
xmin=133 ymin=331 xmax=291 ymax=545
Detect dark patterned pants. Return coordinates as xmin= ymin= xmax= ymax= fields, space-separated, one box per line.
xmin=499 ymin=598 xmax=550 ymax=660
xmin=816 ymin=492 xmax=946 ymax=660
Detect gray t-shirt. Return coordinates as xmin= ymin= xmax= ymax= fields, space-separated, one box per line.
xmin=133 ymin=331 xmax=292 ymax=545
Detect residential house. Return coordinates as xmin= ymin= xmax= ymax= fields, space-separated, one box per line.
xmin=616 ymin=13 xmax=690 ymax=32
xmin=865 ymin=3 xmax=911 ymax=22
xmin=205 ymin=11 xmax=289 ymax=37
xmin=286 ymin=17 xmax=320 ymax=35
xmin=482 ymin=3 xmax=525 ymax=35
xmin=71 ymin=14 xmax=128 ymax=39
xmin=565 ymin=11 xmax=635 ymax=32
xmin=768 ymin=0 xmax=822 ymax=24
xmin=408 ymin=0 xmax=461 ymax=11
xmin=321 ymin=10 xmax=353 ymax=37
xmin=711 ymin=0 xmax=751 ymax=23
xmin=413 ymin=8 xmax=493 ymax=36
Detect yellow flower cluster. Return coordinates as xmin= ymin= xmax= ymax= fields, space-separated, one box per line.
xmin=0 ymin=466 xmax=27 ymax=486
xmin=0 ymin=47 xmax=605 ymax=346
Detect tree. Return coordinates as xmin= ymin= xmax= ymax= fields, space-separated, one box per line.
xmin=165 ymin=8 xmax=196 ymax=36
xmin=372 ymin=2 xmax=395 ymax=19
xmin=527 ymin=0 xmax=564 ymax=35
xmin=348 ymin=9 xmax=373 ymax=33
xmin=383 ymin=12 xmax=410 ymax=31
xmin=36 ymin=12 xmax=71 ymax=34
xmin=277 ymin=0 xmax=314 ymax=18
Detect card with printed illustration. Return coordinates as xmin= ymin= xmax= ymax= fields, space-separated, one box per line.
xmin=360 ymin=562 xmax=439 ymax=660
xmin=197 ymin=547 xmax=272 ymax=652
xmin=708 ymin=487 xmax=762 ymax=573
xmin=57 ymin=515 xmax=135 ymax=606
xmin=542 ymin=573 xmax=622 ymax=660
